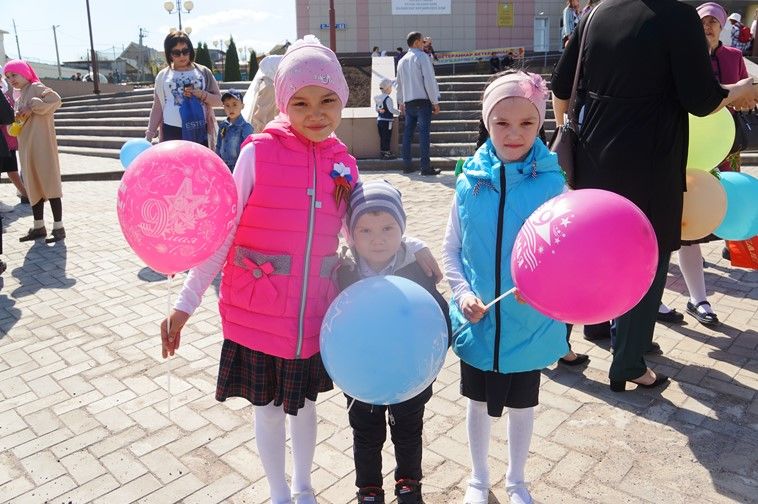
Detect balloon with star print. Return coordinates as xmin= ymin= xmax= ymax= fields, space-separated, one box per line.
xmin=511 ymin=189 xmax=658 ymax=324
xmin=116 ymin=140 xmax=238 ymax=275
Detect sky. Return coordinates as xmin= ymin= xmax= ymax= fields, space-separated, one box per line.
xmin=1 ymin=0 xmax=297 ymax=64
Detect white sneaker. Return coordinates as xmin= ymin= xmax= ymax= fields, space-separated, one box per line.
xmin=292 ymin=489 xmax=317 ymax=504
xmin=506 ymin=483 xmax=533 ymax=504
xmin=464 ymin=482 xmax=489 ymax=504
xmin=0 ymin=202 xmax=14 ymax=213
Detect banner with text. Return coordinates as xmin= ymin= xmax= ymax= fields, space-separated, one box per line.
xmin=392 ymin=0 xmax=451 ymax=15
xmin=433 ymin=47 xmax=525 ymax=65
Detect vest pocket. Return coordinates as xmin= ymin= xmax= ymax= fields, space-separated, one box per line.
xmin=222 ymin=246 xmax=291 ymax=316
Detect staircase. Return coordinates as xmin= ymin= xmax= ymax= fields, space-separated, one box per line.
xmin=55 ymin=75 xmax=758 ymax=171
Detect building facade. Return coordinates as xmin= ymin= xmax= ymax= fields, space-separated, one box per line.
xmin=296 ymin=0 xmax=573 ymax=55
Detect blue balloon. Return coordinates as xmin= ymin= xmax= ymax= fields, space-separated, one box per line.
xmin=714 ymin=172 xmax=758 ymax=240
xmin=120 ymin=138 xmax=152 ymax=169
xmin=320 ymin=275 xmax=448 ymax=405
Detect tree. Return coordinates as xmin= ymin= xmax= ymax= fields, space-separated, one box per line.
xmin=224 ymin=36 xmax=241 ymax=81
xmin=248 ymin=49 xmax=259 ymax=78
xmin=195 ymin=42 xmax=213 ymax=70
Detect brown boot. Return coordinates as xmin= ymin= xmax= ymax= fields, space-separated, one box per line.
xmin=19 ymin=227 xmax=47 ymax=242
xmin=46 ymin=227 xmax=66 ymax=243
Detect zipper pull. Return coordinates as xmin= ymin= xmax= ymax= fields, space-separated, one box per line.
xmin=388 ymin=407 xmax=396 ymax=426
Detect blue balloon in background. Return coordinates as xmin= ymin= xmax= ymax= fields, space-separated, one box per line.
xmin=714 ymin=172 xmax=758 ymax=240
xmin=120 ymin=139 xmax=152 ymax=169
xmin=320 ymin=275 xmax=449 ymax=405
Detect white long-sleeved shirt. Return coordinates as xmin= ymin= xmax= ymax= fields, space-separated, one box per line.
xmin=396 ymin=47 xmax=440 ymax=105
xmin=441 ymin=195 xmax=474 ymax=308
xmin=174 ymin=143 xmax=426 ymax=314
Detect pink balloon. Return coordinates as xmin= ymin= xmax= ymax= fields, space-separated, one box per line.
xmin=511 ymin=189 xmax=658 ymax=325
xmin=117 ymin=140 xmax=238 ymax=275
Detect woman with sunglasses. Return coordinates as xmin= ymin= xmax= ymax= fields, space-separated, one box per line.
xmin=146 ymin=30 xmax=222 ymax=148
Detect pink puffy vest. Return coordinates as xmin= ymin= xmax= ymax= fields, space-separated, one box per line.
xmin=218 ymin=119 xmax=358 ymax=359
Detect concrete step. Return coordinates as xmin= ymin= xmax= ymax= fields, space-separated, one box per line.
xmin=438 ymin=82 xmax=490 ymax=91
xmin=55 ymin=117 xmax=150 ymax=127
xmin=62 ymin=89 xmax=154 ymax=105
xmin=56 ymin=126 xmax=147 ymax=137
xmin=57 ymin=135 xmax=143 ymax=149
xmin=61 ymin=100 xmax=154 ymax=113
xmin=58 ymin=145 xmax=120 ymax=159
xmin=436 ymin=74 xmax=492 ymax=82
xmin=439 ymin=90 xmax=484 ymax=101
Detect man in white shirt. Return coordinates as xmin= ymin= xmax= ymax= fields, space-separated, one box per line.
xmin=396 ymin=31 xmax=441 ymax=176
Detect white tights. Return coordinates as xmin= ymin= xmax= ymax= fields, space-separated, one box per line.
xmin=254 ymin=400 xmax=318 ymax=504
xmin=465 ymin=399 xmax=535 ymax=503
xmin=679 ymin=244 xmax=713 ymax=313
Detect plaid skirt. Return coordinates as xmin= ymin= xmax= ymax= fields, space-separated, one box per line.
xmin=216 ymin=339 xmax=333 ymax=415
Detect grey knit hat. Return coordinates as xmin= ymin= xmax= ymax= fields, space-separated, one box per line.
xmin=348 ymin=180 xmax=406 ymax=235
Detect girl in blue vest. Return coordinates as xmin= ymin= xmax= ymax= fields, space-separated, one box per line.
xmin=442 ymin=71 xmax=570 ymax=504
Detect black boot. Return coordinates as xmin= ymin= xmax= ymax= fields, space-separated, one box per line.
xmin=395 ymin=479 xmax=423 ymax=504
xmin=357 ymin=486 xmax=385 ymax=503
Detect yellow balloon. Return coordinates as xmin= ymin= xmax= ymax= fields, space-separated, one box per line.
xmin=681 ymin=169 xmax=727 ymax=241
xmin=7 ymin=121 xmax=23 ymax=137
xmin=687 ymin=108 xmax=735 ymax=171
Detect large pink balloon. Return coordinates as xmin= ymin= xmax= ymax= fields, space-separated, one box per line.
xmin=511 ymin=189 xmax=658 ymax=325
xmin=117 ymin=140 xmax=238 ymax=275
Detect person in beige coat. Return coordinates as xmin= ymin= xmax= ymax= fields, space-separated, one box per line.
xmin=3 ymin=60 xmax=64 ymax=243
xmin=241 ymin=54 xmax=282 ymax=132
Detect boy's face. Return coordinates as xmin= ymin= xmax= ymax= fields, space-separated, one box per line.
xmin=352 ymin=211 xmax=403 ymax=272
xmin=223 ymin=97 xmax=243 ymax=120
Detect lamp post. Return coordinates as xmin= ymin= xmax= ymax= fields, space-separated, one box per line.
xmin=85 ymin=0 xmax=100 ymax=94
xmin=213 ymin=38 xmax=230 ymax=77
xmin=163 ymin=0 xmax=194 ymax=31
xmin=328 ymin=0 xmax=336 ymax=52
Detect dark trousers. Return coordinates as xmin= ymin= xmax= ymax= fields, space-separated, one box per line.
xmin=378 ymin=120 xmax=392 ymax=152
xmin=402 ymin=99 xmax=432 ymax=171
xmin=610 ymin=251 xmax=671 ymax=381
xmin=348 ymin=398 xmax=425 ymax=488
xmin=161 ymin=123 xmax=208 ymax=147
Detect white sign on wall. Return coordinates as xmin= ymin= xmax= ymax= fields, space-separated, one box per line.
xmin=392 ymin=0 xmax=451 ymax=15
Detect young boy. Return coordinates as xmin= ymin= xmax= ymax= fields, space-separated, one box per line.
xmin=338 ymin=180 xmax=450 ymax=504
xmin=373 ymin=79 xmax=400 ymax=160
xmin=216 ymin=89 xmax=253 ymax=171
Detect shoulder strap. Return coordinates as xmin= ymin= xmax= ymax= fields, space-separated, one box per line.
xmin=567 ymin=5 xmax=600 ymax=126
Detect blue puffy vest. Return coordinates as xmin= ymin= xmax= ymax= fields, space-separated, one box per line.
xmin=450 ymin=138 xmax=569 ymax=374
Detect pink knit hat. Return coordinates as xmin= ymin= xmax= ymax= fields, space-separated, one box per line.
xmin=482 ymin=72 xmax=549 ymax=130
xmin=2 ymin=59 xmax=40 ymax=84
xmin=697 ymin=2 xmax=727 ymax=28
xmin=274 ymin=35 xmax=349 ymax=114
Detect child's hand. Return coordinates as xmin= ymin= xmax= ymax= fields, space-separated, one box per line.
xmin=16 ymin=109 xmax=31 ymax=122
xmin=414 ymin=247 xmax=443 ymax=283
xmin=514 ymin=289 xmax=527 ymax=304
xmin=160 ymin=309 xmax=190 ymax=358
xmin=183 ymin=85 xmax=194 ymax=98
xmin=461 ymin=295 xmax=486 ymax=323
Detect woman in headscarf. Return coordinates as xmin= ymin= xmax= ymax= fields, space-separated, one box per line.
xmin=241 ymin=54 xmax=282 ymax=132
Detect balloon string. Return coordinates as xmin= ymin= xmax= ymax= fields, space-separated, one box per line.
xmin=166 ymin=273 xmax=173 ymax=421
xmin=452 ymin=287 xmax=517 ymax=339
xmin=346 ymin=397 xmax=356 ymax=413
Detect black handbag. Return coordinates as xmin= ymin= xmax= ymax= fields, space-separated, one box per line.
xmin=730 ymin=108 xmax=758 ymax=154
xmin=549 ymin=6 xmax=599 ymax=188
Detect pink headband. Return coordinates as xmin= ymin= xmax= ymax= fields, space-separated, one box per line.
xmin=482 ymin=72 xmax=549 ymax=130
xmin=274 ymin=35 xmax=349 ymax=114
xmin=2 ymin=59 xmax=40 ymax=84
xmin=697 ymin=2 xmax=727 ymax=28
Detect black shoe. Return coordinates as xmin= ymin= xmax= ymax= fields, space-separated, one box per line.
xmin=686 ymin=300 xmax=719 ymax=326
xmin=19 ymin=195 xmax=29 ymax=205
xmin=19 ymin=227 xmax=47 ymax=242
xmin=558 ymin=353 xmax=590 ymax=366
xmin=610 ymin=373 xmax=669 ymax=392
xmin=583 ymin=322 xmax=611 ymax=341
xmin=357 ymin=486 xmax=385 ymax=503
xmin=0 ymin=260 xmax=6 ymax=275
xmin=402 ymin=165 xmax=418 ymax=174
xmin=722 ymin=247 xmax=731 ymax=261
xmin=656 ymin=308 xmax=684 ymax=324
xmin=395 ymin=479 xmax=423 ymax=504
xmin=45 ymin=227 xmax=66 ymax=243
xmin=645 ymin=341 xmax=662 ymax=355
xmin=420 ymin=168 xmax=441 ymax=176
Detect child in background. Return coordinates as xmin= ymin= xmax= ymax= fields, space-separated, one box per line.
xmin=374 ymin=79 xmax=400 ymax=160
xmin=216 ymin=89 xmax=254 ymax=171
xmin=337 ymin=180 xmax=450 ymax=504
xmin=442 ymin=71 xmax=569 ymax=504
xmin=3 ymin=60 xmax=65 ymax=243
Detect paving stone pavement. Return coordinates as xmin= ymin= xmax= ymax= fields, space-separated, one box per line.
xmin=0 ymin=156 xmax=756 ymax=504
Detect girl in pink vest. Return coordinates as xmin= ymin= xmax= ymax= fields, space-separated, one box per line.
xmin=160 ymin=35 xmax=440 ymax=503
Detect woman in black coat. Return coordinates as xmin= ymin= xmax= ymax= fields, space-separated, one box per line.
xmin=0 ymin=89 xmax=14 ymax=275
xmin=551 ymin=0 xmax=757 ymax=391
